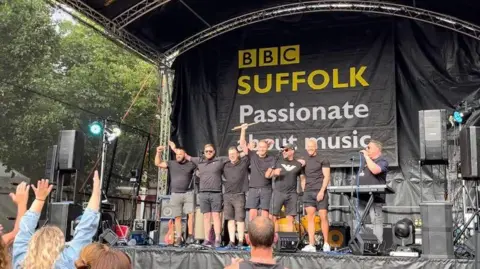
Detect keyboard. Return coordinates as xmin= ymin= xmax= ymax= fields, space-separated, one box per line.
xmin=327 ymin=185 xmax=395 ymax=194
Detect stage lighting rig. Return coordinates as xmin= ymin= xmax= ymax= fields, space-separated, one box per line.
xmin=389 ymin=218 xmax=419 ymax=257
xmin=451 ymin=100 xmax=480 ymax=125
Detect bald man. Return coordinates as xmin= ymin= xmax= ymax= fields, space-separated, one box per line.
xmin=300 ymin=139 xmax=331 ymax=252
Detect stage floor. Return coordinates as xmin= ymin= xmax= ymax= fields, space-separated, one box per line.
xmin=121 ymin=246 xmax=474 ymax=269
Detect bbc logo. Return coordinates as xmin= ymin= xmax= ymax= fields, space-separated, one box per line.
xmin=238 ymin=45 xmax=300 ymax=69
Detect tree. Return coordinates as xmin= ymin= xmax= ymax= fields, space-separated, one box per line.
xmin=0 ymin=0 xmax=160 ymax=190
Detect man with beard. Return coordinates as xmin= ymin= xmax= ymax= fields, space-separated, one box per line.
xmin=265 ymin=144 xmax=303 ymax=233
xmin=300 ymin=139 xmax=331 ymax=252
xmin=223 ymin=146 xmax=249 ymax=248
xmin=239 ymin=124 xmax=275 ymax=220
xmin=170 ymin=141 xmax=229 ymax=247
xmin=155 ymin=144 xmax=196 ymax=245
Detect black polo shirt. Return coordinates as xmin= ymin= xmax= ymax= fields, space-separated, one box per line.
xmin=167 ymin=160 xmax=196 ymax=193
xmin=190 ymin=156 xmax=229 ymax=192
xmin=223 ymin=156 xmax=250 ymax=194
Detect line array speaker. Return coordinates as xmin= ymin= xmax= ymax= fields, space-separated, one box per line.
xmin=420 ymin=202 xmax=454 ymax=259
xmin=460 ymin=126 xmax=480 ymax=179
xmin=57 ymin=130 xmax=84 ymax=171
xmin=418 ymin=109 xmax=448 ymax=163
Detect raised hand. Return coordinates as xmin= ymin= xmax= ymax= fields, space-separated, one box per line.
xmin=157 ymin=146 xmax=166 ymax=153
xmin=168 ymin=141 xmax=176 ymax=151
xmin=31 ymin=179 xmax=53 ymax=201
xmin=241 ymin=123 xmax=249 ymax=129
xmin=93 ymin=170 xmax=101 ymax=193
xmin=9 ymin=182 xmax=30 ymax=207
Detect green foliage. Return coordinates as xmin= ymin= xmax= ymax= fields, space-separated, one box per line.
xmin=0 ymin=0 xmax=160 ymax=187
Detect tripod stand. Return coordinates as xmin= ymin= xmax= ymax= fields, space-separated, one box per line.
xmin=453 ymin=180 xmax=480 ymax=269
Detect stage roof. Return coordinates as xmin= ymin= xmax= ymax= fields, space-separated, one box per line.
xmin=62 ymin=0 xmax=480 ymax=62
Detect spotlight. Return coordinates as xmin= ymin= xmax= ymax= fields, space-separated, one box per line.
xmin=88 ymin=121 xmax=103 ymax=136
xmin=106 ymin=125 xmax=122 ymax=142
xmin=389 ymin=218 xmax=418 ymax=257
xmin=453 ymin=110 xmax=472 ymax=124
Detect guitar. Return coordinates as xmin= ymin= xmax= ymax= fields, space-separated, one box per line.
xmin=164 ymin=219 xmax=174 ymax=245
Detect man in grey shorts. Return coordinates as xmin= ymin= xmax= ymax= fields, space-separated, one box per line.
xmin=155 ymin=144 xmax=196 ymax=245
xmin=171 ymin=142 xmax=229 ymax=247
xmin=223 ymin=146 xmax=249 ymax=248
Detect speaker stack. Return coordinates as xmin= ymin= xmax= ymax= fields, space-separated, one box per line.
xmin=419 ymin=202 xmax=454 ymax=258
xmin=418 ymin=109 xmax=448 ymax=164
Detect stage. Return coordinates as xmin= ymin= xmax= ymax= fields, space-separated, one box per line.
xmin=121 ymin=246 xmax=474 ymax=269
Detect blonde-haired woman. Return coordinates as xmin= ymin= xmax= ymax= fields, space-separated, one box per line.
xmin=12 ymin=171 xmax=101 ymax=269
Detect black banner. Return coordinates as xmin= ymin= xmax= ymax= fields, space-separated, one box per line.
xmin=216 ymin=21 xmax=397 ymax=167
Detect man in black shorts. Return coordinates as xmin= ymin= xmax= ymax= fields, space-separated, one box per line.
xmin=239 ymin=124 xmax=275 ymax=220
xmin=155 ymin=145 xmax=196 ymax=245
xmin=223 ymin=146 xmax=249 ymax=248
xmin=300 ymin=139 xmax=331 ymax=252
xmin=170 ymin=142 xmax=229 ymax=247
xmin=265 ymin=143 xmax=303 ymax=232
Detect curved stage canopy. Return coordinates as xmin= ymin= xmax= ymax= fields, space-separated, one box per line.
xmin=54 ymin=0 xmax=480 ymax=63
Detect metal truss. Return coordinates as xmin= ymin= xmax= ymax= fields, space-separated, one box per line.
xmin=156 ymin=66 xmax=174 ymax=196
xmin=52 ymin=0 xmax=167 ymax=66
xmin=112 ymin=0 xmax=171 ymax=29
xmin=165 ymin=0 xmax=480 ymax=59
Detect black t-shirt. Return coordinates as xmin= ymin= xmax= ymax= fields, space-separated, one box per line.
xmin=190 ymin=156 xmax=229 ymax=192
xmin=358 ymin=155 xmax=389 ymax=202
xmin=239 ymin=261 xmax=285 ymax=269
xmin=302 ymin=154 xmax=330 ymax=191
xmin=248 ymin=150 xmax=276 ymax=188
xmin=167 ymin=160 xmax=196 ymax=193
xmin=274 ymin=159 xmax=303 ymax=193
xmin=223 ymin=156 xmax=250 ymax=194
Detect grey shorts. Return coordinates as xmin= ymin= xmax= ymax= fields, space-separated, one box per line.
xmin=246 ymin=187 xmax=272 ymax=211
xmin=170 ymin=192 xmax=194 ymax=217
xmin=270 ymin=191 xmax=298 ymax=216
xmin=198 ymin=192 xmax=223 ymax=213
xmin=303 ymin=191 xmax=329 ymax=210
xmin=224 ymin=193 xmax=246 ymax=222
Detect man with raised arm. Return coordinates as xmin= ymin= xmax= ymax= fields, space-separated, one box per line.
xmin=300 ymin=139 xmax=331 ymax=252
xmin=155 ymin=145 xmax=196 ymax=245
xmin=2 ymin=182 xmax=29 ymax=247
xmin=169 ymin=141 xmax=229 ymax=248
xmin=238 ymin=124 xmax=275 ymax=220
xmin=265 ymin=144 xmax=303 ymax=233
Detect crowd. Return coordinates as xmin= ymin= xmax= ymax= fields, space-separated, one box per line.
xmin=0 ymin=171 xmax=131 ymax=269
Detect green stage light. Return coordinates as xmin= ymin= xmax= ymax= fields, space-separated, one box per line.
xmin=88 ymin=121 xmax=103 ymax=136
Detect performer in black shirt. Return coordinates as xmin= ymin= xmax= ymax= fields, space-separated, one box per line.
xmin=265 ymin=144 xmax=303 ymax=233
xmin=223 ymin=146 xmax=250 ymax=248
xmin=239 ymin=124 xmax=275 ymax=220
xmin=358 ymin=139 xmax=389 ymax=243
xmin=155 ymin=145 xmax=196 ymax=245
xmin=300 ymin=139 xmax=331 ymax=252
xmin=170 ymin=141 xmax=229 ymax=247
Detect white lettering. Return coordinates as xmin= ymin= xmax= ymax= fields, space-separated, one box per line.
xmin=240 ymin=105 xmax=253 ymax=123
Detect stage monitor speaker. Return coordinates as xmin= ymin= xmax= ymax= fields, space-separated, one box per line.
xmin=419 ymin=109 xmax=448 ymax=163
xmin=328 ymin=222 xmax=350 ymax=248
xmin=420 ymin=202 xmax=454 ymax=259
xmin=57 ymin=130 xmax=85 ymax=171
xmin=49 ymin=202 xmax=83 ymax=241
xmin=276 ymin=232 xmax=300 ymax=252
xmin=460 ymin=126 xmax=480 ymax=179
xmin=349 ymin=232 xmax=379 ymax=256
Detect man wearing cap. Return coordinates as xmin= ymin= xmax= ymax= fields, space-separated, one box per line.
xmin=265 ymin=143 xmax=303 ymax=232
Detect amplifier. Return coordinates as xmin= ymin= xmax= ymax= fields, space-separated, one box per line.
xmin=276 ymin=232 xmax=299 ymax=252
xmin=349 ymin=232 xmax=379 ymax=256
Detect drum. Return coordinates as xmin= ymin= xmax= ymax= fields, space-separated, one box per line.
xmin=300 ymin=216 xmax=322 ymax=232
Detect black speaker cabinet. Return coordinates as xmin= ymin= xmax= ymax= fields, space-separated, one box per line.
xmin=460 ymin=126 xmax=480 ymax=179
xmin=420 ymin=202 xmax=454 ymax=259
xmin=419 ymin=109 xmax=448 ymax=163
xmin=328 ymin=222 xmax=350 ymax=248
xmin=57 ymin=130 xmax=85 ymax=171
xmin=49 ymin=202 xmax=83 ymax=241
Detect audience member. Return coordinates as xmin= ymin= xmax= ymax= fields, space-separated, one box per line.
xmin=75 ymin=242 xmax=131 ymax=269
xmin=0 ymin=182 xmax=29 ymax=269
xmin=225 ymin=216 xmax=287 ymax=269
xmin=12 ymin=171 xmax=101 ymax=269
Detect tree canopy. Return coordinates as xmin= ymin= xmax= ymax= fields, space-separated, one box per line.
xmin=0 ymin=0 xmax=160 ymax=191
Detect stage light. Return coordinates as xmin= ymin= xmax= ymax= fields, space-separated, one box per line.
xmin=453 ymin=111 xmax=467 ymax=123
xmin=88 ymin=121 xmax=103 ymax=136
xmin=389 ymin=218 xmax=418 ymax=257
xmin=106 ymin=125 xmax=122 ymax=142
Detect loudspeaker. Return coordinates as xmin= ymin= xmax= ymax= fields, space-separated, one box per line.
xmin=349 ymin=232 xmax=379 ymax=256
xmin=57 ymin=130 xmax=84 ymax=171
xmin=419 ymin=109 xmax=448 ymax=162
xmin=420 ymin=202 xmax=454 ymax=258
xmin=159 ymin=196 xmax=174 ymax=218
xmin=45 ymin=145 xmax=58 ymax=182
xmin=276 ymin=232 xmax=300 ymax=252
xmin=49 ymin=202 xmax=83 ymax=241
xmin=460 ymin=126 xmax=480 ymax=179
xmin=328 ymin=222 xmax=350 ymax=248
